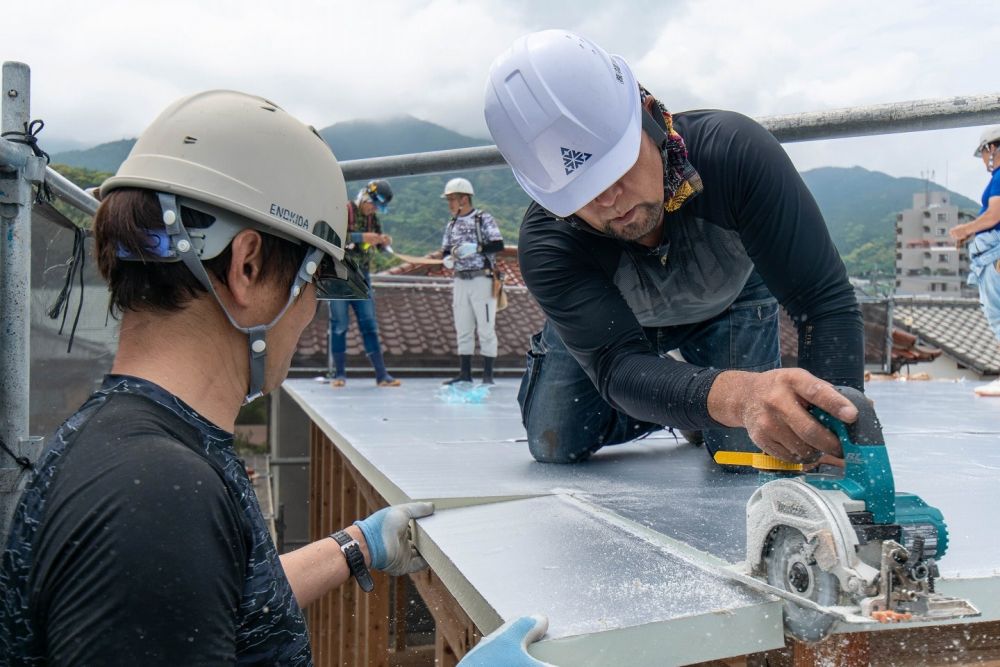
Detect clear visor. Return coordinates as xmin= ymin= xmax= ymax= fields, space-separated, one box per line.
xmin=313 ymin=252 xmax=370 ymax=300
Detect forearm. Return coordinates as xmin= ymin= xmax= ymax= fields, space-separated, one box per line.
xmin=794 ymin=307 xmax=864 ymax=390
xmin=280 ymin=524 xmax=370 ymax=608
xmin=601 ymin=352 xmax=724 ymax=429
xmin=969 ymin=210 xmax=1000 ymax=234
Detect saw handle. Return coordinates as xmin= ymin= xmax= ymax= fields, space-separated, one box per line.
xmin=808 ymin=386 xmax=896 ymax=524
xmin=809 ymin=386 xmax=884 ymax=447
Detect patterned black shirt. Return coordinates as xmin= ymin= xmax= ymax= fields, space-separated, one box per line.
xmin=0 ymin=375 xmax=311 ymax=666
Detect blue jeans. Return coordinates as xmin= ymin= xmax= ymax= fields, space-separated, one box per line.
xmin=969 ymin=229 xmax=1000 ymax=341
xmin=517 ymin=272 xmax=780 ymax=464
xmin=328 ymin=273 xmax=382 ymax=358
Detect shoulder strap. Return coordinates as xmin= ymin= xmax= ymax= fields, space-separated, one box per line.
xmin=474 ymin=210 xmax=484 ymax=245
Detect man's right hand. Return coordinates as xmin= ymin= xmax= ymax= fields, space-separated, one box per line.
xmin=707 ymin=368 xmax=858 ymax=463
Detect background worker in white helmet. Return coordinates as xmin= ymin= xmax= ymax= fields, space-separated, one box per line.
xmin=949 ymin=126 xmax=1000 ymax=397
xmin=440 ymin=177 xmax=505 ymax=385
xmin=0 ymin=90 xmax=548 ymax=667
xmin=485 ymin=30 xmax=863 ymax=467
xmin=327 ymin=178 xmax=400 ymax=388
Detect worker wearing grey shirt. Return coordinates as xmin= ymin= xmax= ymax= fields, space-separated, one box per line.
xmin=441 ymin=177 xmax=505 ymax=385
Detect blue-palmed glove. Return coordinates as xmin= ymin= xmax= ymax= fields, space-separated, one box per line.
xmin=458 ymin=615 xmax=554 ymax=666
xmin=453 ymin=242 xmax=479 ymax=259
xmin=355 ymin=502 xmax=434 ymax=576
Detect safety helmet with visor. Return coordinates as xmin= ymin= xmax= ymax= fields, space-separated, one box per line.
xmin=358 ymin=179 xmax=393 ymax=214
xmin=484 ymin=30 xmax=666 ymax=218
xmin=100 ymin=89 xmax=368 ymax=402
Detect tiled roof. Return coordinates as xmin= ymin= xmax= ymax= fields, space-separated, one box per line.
xmin=292 ymin=277 xmax=545 ymax=373
xmin=891 ymin=329 xmax=942 ymax=367
xmin=893 ymin=297 xmax=1000 ymax=375
xmin=293 ymin=260 xmax=955 ymax=378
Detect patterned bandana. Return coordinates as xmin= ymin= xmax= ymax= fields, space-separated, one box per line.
xmin=639 ymin=86 xmax=702 ymax=213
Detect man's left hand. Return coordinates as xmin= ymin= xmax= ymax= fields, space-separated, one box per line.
xmin=355 ymin=502 xmax=434 ymax=575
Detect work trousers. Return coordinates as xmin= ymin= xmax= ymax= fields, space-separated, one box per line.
xmin=328 ymin=273 xmax=382 ymax=357
xmin=453 ymin=275 xmax=498 ymax=357
xmin=517 ymin=272 xmax=781 ymax=464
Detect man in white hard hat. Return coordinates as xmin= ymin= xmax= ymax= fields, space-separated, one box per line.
xmin=484 ymin=30 xmax=862 ymax=467
xmin=440 ymin=177 xmax=505 ymax=385
xmin=0 ymin=91 xmax=545 ymax=666
xmin=950 ymin=125 xmax=1000 ymax=397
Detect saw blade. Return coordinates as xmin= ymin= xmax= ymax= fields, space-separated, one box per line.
xmin=764 ymin=526 xmax=844 ymax=641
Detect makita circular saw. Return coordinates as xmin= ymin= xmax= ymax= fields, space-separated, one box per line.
xmin=716 ymin=386 xmax=979 ymax=641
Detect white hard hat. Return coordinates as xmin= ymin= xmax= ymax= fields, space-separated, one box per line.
xmin=102 ymin=90 xmax=352 ymax=268
xmin=974 ymin=125 xmax=1000 ymax=157
xmin=484 ymin=29 xmax=642 ymax=217
xmin=100 ymin=90 xmax=368 ymax=402
xmin=442 ymin=177 xmax=475 ymax=197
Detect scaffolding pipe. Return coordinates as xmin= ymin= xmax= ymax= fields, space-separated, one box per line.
xmin=45 ymin=166 xmax=99 ymax=217
xmin=340 ymin=92 xmax=1000 ymax=181
xmin=0 ymin=62 xmax=34 ymax=530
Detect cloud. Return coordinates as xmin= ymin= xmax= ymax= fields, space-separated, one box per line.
xmin=8 ymin=0 xmax=997 ymax=199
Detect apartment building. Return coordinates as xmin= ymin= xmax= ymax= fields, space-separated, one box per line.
xmin=894 ymin=190 xmax=977 ymax=296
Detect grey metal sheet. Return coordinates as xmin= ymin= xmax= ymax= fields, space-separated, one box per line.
xmin=417 ymin=494 xmax=783 ymax=666
xmin=282 ymin=377 xmax=1000 ymax=656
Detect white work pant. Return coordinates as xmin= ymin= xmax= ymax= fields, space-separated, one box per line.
xmin=452 ymin=275 xmax=497 ymax=357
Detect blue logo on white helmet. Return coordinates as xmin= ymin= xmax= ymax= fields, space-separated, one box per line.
xmin=561 ymin=147 xmax=593 ymax=175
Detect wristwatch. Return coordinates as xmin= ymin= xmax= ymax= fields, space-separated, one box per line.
xmin=330 ymin=530 xmax=374 ymax=592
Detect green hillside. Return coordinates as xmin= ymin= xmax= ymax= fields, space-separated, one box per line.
xmin=49 ymin=119 xmax=980 ymax=283
xmin=801 ymin=166 xmax=978 ymax=280
xmin=318 ymin=115 xmax=490 ymax=160
xmin=50 ymin=139 xmax=136 ymax=174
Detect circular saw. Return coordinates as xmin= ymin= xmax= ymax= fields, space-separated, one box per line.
xmin=716 ymin=386 xmax=980 ymax=641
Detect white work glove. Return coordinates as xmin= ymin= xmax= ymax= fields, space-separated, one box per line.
xmin=442 ymin=255 xmax=455 ymax=269
xmin=354 ymin=502 xmax=434 ymax=576
xmin=458 ymin=615 xmax=554 ymax=666
xmin=452 ymin=242 xmax=479 ymax=259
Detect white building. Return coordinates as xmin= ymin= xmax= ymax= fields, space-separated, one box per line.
xmin=894 ymin=190 xmax=977 ymax=297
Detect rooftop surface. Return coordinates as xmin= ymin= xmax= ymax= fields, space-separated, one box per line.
xmin=283 ymin=377 xmax=1000 ymax=665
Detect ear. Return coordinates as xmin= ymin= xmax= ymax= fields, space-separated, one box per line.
xmin=225 ymin=229 xmax=266 ymax=308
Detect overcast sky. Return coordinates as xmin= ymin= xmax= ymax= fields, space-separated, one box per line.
xmin=8 ymin=0 xmax=998 ymax=201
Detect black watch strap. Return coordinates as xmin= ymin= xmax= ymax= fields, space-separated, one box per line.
xmin=330 ymin=530 xmax=374 ymax=592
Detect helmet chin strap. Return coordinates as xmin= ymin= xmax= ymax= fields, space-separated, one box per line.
xmin=157 ymin=193 xmax=322 ymax=404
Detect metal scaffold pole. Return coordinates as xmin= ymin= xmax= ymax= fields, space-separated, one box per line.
xmin=0 ymin=62 xmax=37 ymax=532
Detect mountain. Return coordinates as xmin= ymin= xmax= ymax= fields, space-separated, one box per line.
xmin=317 ymin=115 xmax=490 ymax=160
xmin=50 ymin=139 xmax=136 ymax=173
xmin=49 ymin=119 xmax=980 ymax=281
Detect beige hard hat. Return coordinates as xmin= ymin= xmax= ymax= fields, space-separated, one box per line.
xmin=101 ymin=89 xmax=350 ymax=263
xmin=441 ymin=177 xmax=475 ymax=197
xmin=974 ymin=125 xmax=1000 ymax=157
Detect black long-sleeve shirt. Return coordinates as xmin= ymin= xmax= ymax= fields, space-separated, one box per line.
xmin=518 ymin=109 xmax=863 ymax=430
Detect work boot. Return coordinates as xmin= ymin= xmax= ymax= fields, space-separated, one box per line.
xmin=368 ymin=350 xmax=400 ymax=387
xmin=481 ymin=356 xmax=496 ymax=385
xmin=330 ymin=352 xmax=347 ymax=388
xmin=443 ymin=355 xmax=473 ymax=385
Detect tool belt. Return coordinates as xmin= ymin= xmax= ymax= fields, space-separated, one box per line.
xmin=454 ymin=268 xmax=493 ymax=280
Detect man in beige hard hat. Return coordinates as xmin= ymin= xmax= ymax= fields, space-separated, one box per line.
xmin=440 ymin=177 xmax=505 ymax=385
